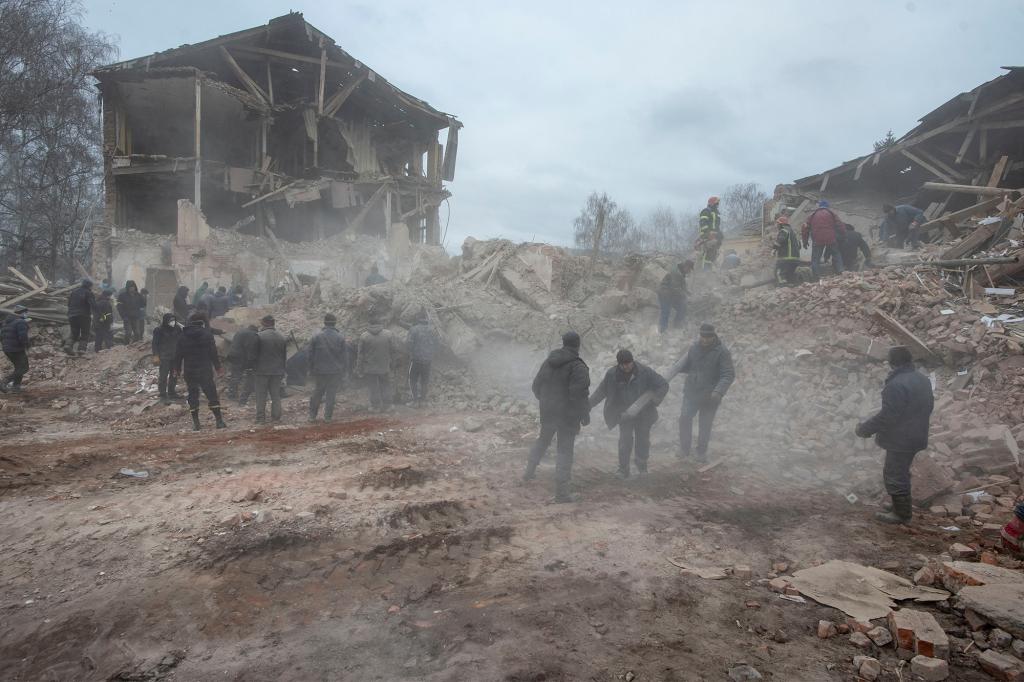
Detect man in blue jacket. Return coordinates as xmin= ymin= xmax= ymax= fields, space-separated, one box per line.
xmin=881 ymin=204 xmax=927 ymax=249
xmin=1 ymin=305 xmax=31 ymax=392
xmin=856 ymin=346 xmax=934 ymax=524
xmin=677 ymin=323 xmax=735 ymax=463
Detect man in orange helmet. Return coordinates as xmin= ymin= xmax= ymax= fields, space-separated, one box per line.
xmin=697 ymin=197 xmax=723 ymax=270
xmin=773 ymin=215 xmax=801 ymax=285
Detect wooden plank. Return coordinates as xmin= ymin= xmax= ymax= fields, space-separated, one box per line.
xmin=265 ymin=60 xmax=274 ymax=104
xmin=872 ymin=309 xmax=937 ymax=362
xmin=819 ymin=173 xmax=830 ymax=192
xmin=219 ymin=46 xmax=269 ymax=104
xmin=194 ymin=76 xmax=202 ymax=210
xmin=241 ymin=180 xmax=299 ymax=208
xmin=901 ymin=149 xmax=956 ymax=183
xmin=231 ymin=44 xmax=350 ymax=71
xmin=7 ymin=267 xmax=37 ymax=290
xmin=956 ymin=127 xmax=977 ymax=164
xmin=912 ymin=146 xmax=962 ymax=181
xmin=442 ymin=125 xmax=459 ymax=182
xmin=936 ymin=216 xmax=1000 ymax=256
xmin=987 ymin=155 xmax=1010 ymax=187
xmin=317 ymin=45 xmax=327 ymax=115
xmin=32 ymin=265 xmax=47 ymax=288
xmin=854 ymin=156 xmax=870 ymax=181
xmin=323 ymin=72 xmax=367 ymax=117
xmin=921 ymin=197 xmax=1001 ymax=232
xmin=0 ymin=285 xmax=46 ymax=309
xmin=920 ymin=182 xmax=1011 ymax=196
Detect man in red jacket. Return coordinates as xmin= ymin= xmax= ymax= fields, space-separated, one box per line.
xmin=801 ymin=200 xmax=844 ymax=279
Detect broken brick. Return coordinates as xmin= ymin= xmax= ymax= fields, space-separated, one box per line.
xmin=888 ymin=608 xmax=950 ymax=660
xmin=911 ymin=655 xmax=949 ymax=681
xmin=816 ymin=620 xmax=837 ymax=639
xmin=979 ymin=649 xmax=1024 ymax=681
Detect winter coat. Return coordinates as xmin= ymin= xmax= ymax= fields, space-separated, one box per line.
xmin=699 ymin=207 xmax=722 ymax=238
xmin=67 ymin=285 xmax=95 ymax=319
xmin=227 ymin=326 xmax=259 ymax=367
xmin=775 ymin=226 xmax=801 ymax=260
xmin=286 ymin=347 xmax=309 ymax=386
xmin=309 ymin=326 xmax=347 ymax=375
xmin=151 ymin=321 xmax=181 ymax=361
xmin=356 ymin=325 xmax=394 ymax=375
xmin=889 ymin=204 xmax=927 ymax=230
xmin=531 ymin=346 xmax=590 ymax=426
xmin=840 ymin=229 xmax=872 ymax=269
xmin=210 ymin=293 xmax=230 ymax=318
xmin=590 ymin=362 xmax=669 ymax=429
xmin=407 ymin=322 xmax=439 ymax=363
xmin=657 ymin=269 xmax=688 ymax=301
xmin=365 ymin=272 xmax=387 ymax=286
xmin=253 ymin=328 xmax=288 ymax=376
xmin=802 ymin=207 xmax=842 ymax=246
xmin=678 ymin=337 xmax=735 ymax=401
xmin=192 ymin=284 xmax=208 ymax=306
xmin=173 ymin=323 xmax=220 ymax=379
xmin=859 ymin=365 xmax=934 ymax=453
xmin=1 ymin=315 xmax=30 ymax=353
xmin=172 ymin=288 xmax=190 ymax=321
xmin=93 ymin=298 xmax=114 ymax=326
xmin=117 ymin=282 xmax=145 ymax=320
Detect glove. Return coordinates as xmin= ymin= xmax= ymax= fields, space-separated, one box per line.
xmin=580 ymin=412 xmax=590 ymax=427
xmin=708 ymin=392 xmax=722 ymax=405
xmin=855 ymin=423 xmax=868 ymax=438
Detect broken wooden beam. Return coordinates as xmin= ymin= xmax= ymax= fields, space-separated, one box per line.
xmin=323 ymin=72 xmax=367 ymax=118
xmin=922 ymin=196 xmax=1003 ymax=231
xmin=219 ymin=46 xmax=270 ymax=105
xmin=922 ymin=256 xmax=1018 ymax=268
xmin=940 ymin=221 xmax=1002 ymax=260
xmin=921 ymin=182 xmax=1013 ymax=196
xmin=871 ymin=309 xmax=938 ymax=362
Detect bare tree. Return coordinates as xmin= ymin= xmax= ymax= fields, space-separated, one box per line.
xmin=0 ymin=0 xmax=117 ymax=280
xmin=635 ymin=204 xmax=698 ymax=254
xmin=573 ymin=192 xmax=641 ymax=256
xmin=720 ymin=182 xmax=768 ymax=234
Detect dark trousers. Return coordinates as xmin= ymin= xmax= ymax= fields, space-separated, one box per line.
xmin=366 ymin=373 xmax=390 ymax=409
xmin=158 ymin=359 xmax=178 ymax=396
xmin=94 ymin=323 xmax=114 ymax=352
xmin=254 ymin=374 xmax=283 ymax=421
xmin=811 ymin=243 xmax=843 ymax=278
xmin=227 ymin=362 xmax=254 ymax=404
xmin=124 ymin=318 xmax=144 ymax=344
xmin=679 ymin=395 xmax=719 ymax=457
xmin=409 ymin=360 xmax=431 ymax=400
xmin=618 ymin=412 xmax=656 ymax=474
xmin=310 ymin=373 xmax=342 ymax=420
xmin=883 ymin=450 xmax=918 ymax=497
xmin=68 ymin=315 xmax=91 ymax=352
xmin=658 ymin=294 xmax=686 ymax=333
xmin=4 ymin=351 xmax=28 ymax=387
xmin=527 ymin=421 xmax=578 ymax=496
xmin=185 ymin=373 xmax=220 ymax=414
xmin=775 ymin=259 xmax=799 ymax=284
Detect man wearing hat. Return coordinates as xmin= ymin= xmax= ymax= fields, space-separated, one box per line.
xmin=356 ymin=317 xmax=396 ymax=412
xmin=172 ymin=312 xmax=226 ymax=430
xmin=801 ymin=200 xmax=844 ymax=279
xmin=66 ymin=278 xmax=95 ymax=355
xmin=677 ymin=323 xmax=735 ymax=463
xmin=1 ymin=305 xmax=31 ymax=392
xmin=253 ymin=315 xmax=287 ymax=423
xmin=523 ymin=331 xmax=591 ymax=502
xmin=308 ymin=313 xmax=347 ymax=422
xmin=856 ymin=346 xmax=934 ymax=524
xmin=589 ymin=349 xmax=669 ymax=479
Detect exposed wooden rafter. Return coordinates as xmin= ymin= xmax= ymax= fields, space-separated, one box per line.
xmin=219 ymin=46 xmax=270 ymax=105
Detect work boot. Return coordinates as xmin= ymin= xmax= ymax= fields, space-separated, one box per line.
xmin=213 ymin=408 xmax=227 ymax=429
xmin=875 ymin=494 xmax=912 ymax=525
xmin=695 ymin=451 xmax=708 ymax=465
xmin=615 ymin=469 xmax=630 ymax=480
xmin=191 ymin=412 xmax=201 ymax=431
xmin=522 ymin=463 xmax=537 ymax=482
xmin=554 ymin=492 xmax=580 ymax=504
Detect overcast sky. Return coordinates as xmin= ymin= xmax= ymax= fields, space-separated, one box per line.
xmin=82 ymin=0 xmax=1024 ymax=249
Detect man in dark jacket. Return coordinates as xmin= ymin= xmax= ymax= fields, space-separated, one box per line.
xmin=1 ymin=305 xmax=31 ymax=392
xmin=365 ymin=264 xmax=387 ymax=286
xmin=172 ymin=313 xmax=226 ymax=430
xmin=523 ymin=331 xmax=591 ymax=502
xmin=226 ymin=324 xmax=258 ymax=404
xmin=856 ymin=346 xmax=934 ymax=524
xmin=117 ymin=280 xmax=145 ymax=344
xmin=152 ymin=313 xmax=182 ymax=402
xmin=677 ymin=323 xmax=735 ymax=463
xmin=838 ymin=225 xmax=873 ymax=272
xmin=253 ymin=315 xmax=287 ymax=423
xmin=66 ymin=279 xmax=95 ymax=355
xmin=356 ymin=320 xmax=395 ymax=411
xmin=801 ymin=200 xmax=844 ymax=279
xmin=173 ymin=286 xmax=191 ymax=322
xmin=210 ymin=286 xmax=230 ymax=318
xmin=657 ymin=261 xmax=694 ymax=334
xmin=308 ymin=313 xmax=347 ymax=422
xmin=93 ymin=289 xmax=115 ymax=352
xmin=286 ymin=346 xmax=309 ymax=386
xmin=407 ymin=312 xmax=439 ymax=405
xmin=590 ymin=350 xmax=669 ymax=478
xmin=882 ymin=203 xmax=927 ymax=249
xmin=774 ymin=216 xmax=802 ymax=285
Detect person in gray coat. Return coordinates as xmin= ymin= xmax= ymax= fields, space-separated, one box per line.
xmin=407 ymin=312 xmax=439 ymax=406
xmin=356 ymin=319 xmax=395 ymax=411
xmin=677 ymin=323 xmax=735 ymax=463
xmin=308 ymin=313 xmax=347 ymax=422
xmin=253 ymin=315 xmax=287 ymax=423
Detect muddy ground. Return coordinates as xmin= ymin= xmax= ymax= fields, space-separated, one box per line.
xmin=0 ymin=377 xmax=991 ymax=682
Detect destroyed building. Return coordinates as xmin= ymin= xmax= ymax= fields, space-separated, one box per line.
xmin=91 ymin=12 xmax=460 ymax=307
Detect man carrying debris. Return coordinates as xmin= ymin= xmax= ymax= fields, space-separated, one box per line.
xmin=407 ymin=311 xmax=439 ymax=406
xmin=66 ymin=278 xmax=95 ymax=356
xmin=801 ymin=200 xmax=844 ymax=279
xmin=773 ymin=216 xmax=802 ymax=285
xmin=253 ymin=315 xmax=287 ymax=424
xmin=172 ymin=312 xmax=226 ymax=431
xmin=93 ymin=289 xmax=115 ymax=352
xmin=152 ymin=313 xmax=182 ymax=403
xmin=855 ymin=346 xmax=934 ymax=525
xmin=881 ymin=204 xmax=927 ymax=249
xmin=308 ymin=313 xmax=347 ymax=422
xmin=677 ymin=323 xmax=734 ymax=463
xmin=697 ymin=197 xmax=723 ymax=270
xmin=116 ymin=280 xmax=146 ymax=344
xmin=356 ymin=318 xmax=395 ymax=411
xmin=365 ymin=264 xmax=387 ymax=287
xmin=226 ymin=324 xmax=258 ymax=405
xmin=523 ymin=331 xmax=591 ymax=503
xmin=657 ymin=261 xmax=694 ymax=334
xmin=589 ymin=349 xmax=669 ymax=479
xmin=1 ymin=305 xmax=31 ymax=393
xmin=838 ymin=225 xmax=873 ymax=271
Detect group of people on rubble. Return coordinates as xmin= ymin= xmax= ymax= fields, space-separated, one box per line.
xmin=65 ymin=278 xmax=150 ymax=355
